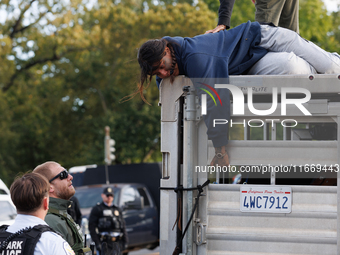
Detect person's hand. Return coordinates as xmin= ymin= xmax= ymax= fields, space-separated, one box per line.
xmin=210 ymin=145 xmax=229 ymax=167
xmin=205 ymin=24 xmax=226 ymax=34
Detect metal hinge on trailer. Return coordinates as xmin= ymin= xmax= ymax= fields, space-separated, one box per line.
xmin=183 ymin=86 xmax=201 ymax=121
xmin=194 ymin=218 xmax=207 ymax=245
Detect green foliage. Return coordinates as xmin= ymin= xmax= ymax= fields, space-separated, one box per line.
xmin=0 ymin=0 xmax=339 ymax=186
xmin=300 ymin=0 xmax=334 ymax=48
xmin=0 ymin=0 xmax=217 ymax=185
xmin=202 ymin=0 xmax=220 ymax=13
xmin=229 ymin=0 xmax=256 ymax=26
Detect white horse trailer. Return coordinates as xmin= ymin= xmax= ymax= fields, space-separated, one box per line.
xmin=159 ymin=75 xmax=340 ymax=255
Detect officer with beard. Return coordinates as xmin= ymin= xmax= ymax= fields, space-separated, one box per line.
xmin=34 ymin=161 xmax=91 ymax=255
xmin=89 ymin=187 xmax=128 ymax=255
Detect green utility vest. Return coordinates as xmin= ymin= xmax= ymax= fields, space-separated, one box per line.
xmin=48 ymin=208 xmax=92 ymax=255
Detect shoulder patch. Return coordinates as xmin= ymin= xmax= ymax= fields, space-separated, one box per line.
xmin=63 ymin=241 xmax=75 ymax=255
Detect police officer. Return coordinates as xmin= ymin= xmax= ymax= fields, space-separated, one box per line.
xmin=33 ymin=161 xmax=91 ymax=255
xmin=0 ymin=172 xmax=75 ymax=255
xmin=89 ymin=187 xmax=128 ymax=255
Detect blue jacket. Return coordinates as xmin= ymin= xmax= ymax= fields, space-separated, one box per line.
xmin=158 ymin=21 xmax=267 ymax=147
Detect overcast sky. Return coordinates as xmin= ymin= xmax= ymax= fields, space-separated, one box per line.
xmin=323 ymin=0 xmax=339 ymax=12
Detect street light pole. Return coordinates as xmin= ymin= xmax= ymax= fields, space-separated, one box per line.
xmin=104 ymin=126 xmax=115 ymax=184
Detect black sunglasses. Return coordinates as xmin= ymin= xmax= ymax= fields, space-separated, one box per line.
xmin=49 ymin=170 xmax=69 ymax=183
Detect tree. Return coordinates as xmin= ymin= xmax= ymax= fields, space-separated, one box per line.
xmin=0 ymin=0 xmax=217 ymax=185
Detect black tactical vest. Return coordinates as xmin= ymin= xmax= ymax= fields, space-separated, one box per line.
xmin=0 ymin=224 xmax=57 ymax=255
xmin=97 ymin=204 xmax=123 ymax=233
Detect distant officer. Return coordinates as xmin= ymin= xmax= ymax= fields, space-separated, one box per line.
xmin=33 ymin=161 xmax=91 ymax=255
xmin=0 ymin=172 xmax=75 ymax=255
xmin=89 ymin=187 xmax=128 ymax=255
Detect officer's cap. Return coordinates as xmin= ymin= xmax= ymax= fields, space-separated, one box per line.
xmin=103 ymin=187 xmax=114 ymax=196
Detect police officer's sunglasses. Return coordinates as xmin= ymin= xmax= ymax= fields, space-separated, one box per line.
xmin=49 ymin=169 xmax=69 ymax=183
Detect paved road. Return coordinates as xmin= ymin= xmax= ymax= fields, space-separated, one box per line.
xmin=129 ymin=247 xmax=159 ymax=255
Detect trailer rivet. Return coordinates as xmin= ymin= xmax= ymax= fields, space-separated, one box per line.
xmin=309 ymin=75 xmax=314 ymax=80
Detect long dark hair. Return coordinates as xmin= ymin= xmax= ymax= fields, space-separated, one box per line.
xmin=135 ymin=38 xmax=177 ymax=104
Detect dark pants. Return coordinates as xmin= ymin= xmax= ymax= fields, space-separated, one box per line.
xmin=255 ymin=0 xmax=299 ymax=33
xmin=98 ymin=235 xmax=124 ymax=255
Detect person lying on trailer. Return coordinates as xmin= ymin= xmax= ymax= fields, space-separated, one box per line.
xmin=136 ymin=21 xmax=340 ymax=169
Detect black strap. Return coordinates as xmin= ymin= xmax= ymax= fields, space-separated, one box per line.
xmin=160 ymin=184 xmax=207 ymax=193
xmin=28 ymin=225 xmax=59 ymax=237
xmin=0 ymin=225 xmax=9 ymax=231
xmin=160 ymin=180 xmax=210 ymax=255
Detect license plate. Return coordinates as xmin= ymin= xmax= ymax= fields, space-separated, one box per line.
xmin=240 ymin=186 xmax=292 ymax=213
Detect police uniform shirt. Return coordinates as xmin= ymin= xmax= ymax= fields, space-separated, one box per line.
xmin=6 ymin=214 xmax=75 ymax=255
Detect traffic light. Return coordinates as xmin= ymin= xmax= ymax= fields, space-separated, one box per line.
xmin=104 ymin=126 xmax=115 ymax=165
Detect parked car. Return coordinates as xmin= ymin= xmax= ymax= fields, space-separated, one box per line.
xmin=0 ymin=179 xmax=10 ymax=195
xmin=74 ymin=183 xmax=159 ymax=254
xmin=0 ymin=195 xmax=16 ymax=226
